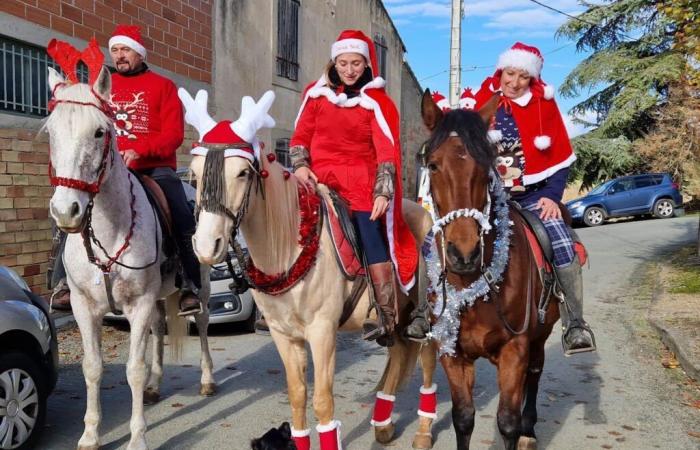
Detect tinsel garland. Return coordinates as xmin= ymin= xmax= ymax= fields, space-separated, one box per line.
xmin=423 ymin=171 xmax=514 ymax=356
xmin=246 ymin=185 xmax=321 ymax=295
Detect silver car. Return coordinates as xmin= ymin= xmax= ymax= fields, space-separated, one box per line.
xmin=0 ymin=266 xmax=58 ymax=449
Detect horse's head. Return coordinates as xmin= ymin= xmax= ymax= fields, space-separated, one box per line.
xmin=45 ymin=65 xmax=113 ymax=232
xmin=421 ymin=89 xmax=499 ymax=275
xmin=190 ymin=154 xmax=254 ymax=264
xmin=181 ymin=89 xmax=277 ymax=265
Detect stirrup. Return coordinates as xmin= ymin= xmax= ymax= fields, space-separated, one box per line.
xmin=177 ymin=299 xmax=203 ymax=317
xmin=362 ymin=319 xmax=385 ymax=341
xmin=562 ymin=323 xmax=597 ymax=357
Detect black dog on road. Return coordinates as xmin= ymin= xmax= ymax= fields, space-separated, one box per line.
xmin=251 ymin=422 xmax=297 ymax=450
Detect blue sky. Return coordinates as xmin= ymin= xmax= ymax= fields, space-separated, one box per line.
xmin=384 ymin=0 xmax=594 ymax=135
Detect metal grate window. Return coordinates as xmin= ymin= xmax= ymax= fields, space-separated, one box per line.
xmin=276 ymin=0 xmax=300 ymax=81
xmin=275 ymin=138 xmax=292 ymax=168
xmin=374 ymin=34 xmax=387 ymax=80
xmin=1 ymin=36 xmax=88 ymax=117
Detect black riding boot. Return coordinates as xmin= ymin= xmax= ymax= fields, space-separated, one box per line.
xmin=362 ymin=262 xmax=397 ymax=347
xmin=404 ymin=293 xmax=431 ymax=342
xmin=556 ymin=261 xmax=596 ymax=356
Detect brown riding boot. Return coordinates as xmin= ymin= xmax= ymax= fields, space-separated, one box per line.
xmin=362 ymin=262 xmax=398 ymax=347
xmin=178 ymin=290 xmax=203 ymax=316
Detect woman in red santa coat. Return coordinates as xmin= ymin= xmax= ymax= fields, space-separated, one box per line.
xmin=474 ymin=42 xmax=596 ymax=355
xmin=290 ymin=29 xmax=428 ymax=348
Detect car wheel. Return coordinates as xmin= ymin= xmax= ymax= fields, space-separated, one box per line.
xmin=0 ymin=352 xmax=48 ymax=450
xmin=653 ymin=198 xmax=674 ymax=218
xmin=583 ymin=207 xmax=605 ymax=227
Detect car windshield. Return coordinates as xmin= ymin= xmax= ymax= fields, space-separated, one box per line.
xmin=588 ymin=180 xmax=613 ymax=196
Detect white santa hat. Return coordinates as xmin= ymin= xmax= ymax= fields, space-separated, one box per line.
xmin=109 ymin=24 xmax=146 ymax=57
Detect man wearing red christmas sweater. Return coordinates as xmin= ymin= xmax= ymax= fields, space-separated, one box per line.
xmin=108 ymin=25 xmax=202 ymax=315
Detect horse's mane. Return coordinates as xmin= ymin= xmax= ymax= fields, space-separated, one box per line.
xmin=425 ymin=109 xmax=496 ymax=170
xmin=43 ymin=83 xmax=112 ymax=134
xmin=257 ymin=148 xmax=301 ymax=272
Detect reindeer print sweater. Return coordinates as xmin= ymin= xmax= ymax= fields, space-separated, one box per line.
xmin=110 ymin=67 xmax=184 ymax=171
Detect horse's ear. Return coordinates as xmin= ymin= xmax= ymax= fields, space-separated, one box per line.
xmin=92 ymin=65 xmax=111 ymax=99
xmin=47 ymin=67 xmax=65 ymax=92
xmin=421 ymin=88 xmax=443 ymax=132
xmin=477 ymin=93 xmax=499 ymax=126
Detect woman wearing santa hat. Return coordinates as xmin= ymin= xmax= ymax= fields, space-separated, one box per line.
xmin=474 ymin=42 xmax=596 ymax=356
xmin=290 ymin=30 xmax=429 ymax=349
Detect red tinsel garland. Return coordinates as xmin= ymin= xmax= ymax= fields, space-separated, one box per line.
xmin=246 ymin=185 xmax=322 ymax=295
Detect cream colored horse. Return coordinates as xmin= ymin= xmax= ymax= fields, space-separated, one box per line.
xmin=189 ymin=138 xmax=438 ymax=449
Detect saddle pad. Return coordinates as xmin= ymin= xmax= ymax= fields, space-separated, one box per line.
xmin=317 ymin=186 xmax=365 ymax=279
xmin=134 ymin=172 xmax=173 ymax=239
xmin=522 ymin=224 xmax=551 ymax=273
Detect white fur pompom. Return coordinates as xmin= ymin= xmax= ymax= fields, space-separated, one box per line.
xmin=534 ymin=135 xmax=551 ymax=150
xmin=543 ymin=84 xmax=554 ymax=100
xmin=488 ymin=129 xmax=503 ymax=143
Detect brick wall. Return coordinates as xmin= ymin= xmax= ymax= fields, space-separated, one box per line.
xmin=0 ymin=126 xmax=198 ymax=296
xmin=0 ymin=0 xmax=213 ymax=83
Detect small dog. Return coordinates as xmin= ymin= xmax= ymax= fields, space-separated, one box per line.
xmin=251 ymin=421 xmax=297 ymax=450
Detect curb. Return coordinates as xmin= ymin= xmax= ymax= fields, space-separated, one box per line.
xmin=648 ymin=316 xmax=700 ymax=382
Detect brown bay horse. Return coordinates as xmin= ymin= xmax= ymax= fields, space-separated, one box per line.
xmin=420 ymin=90 xmax=560 ymax=450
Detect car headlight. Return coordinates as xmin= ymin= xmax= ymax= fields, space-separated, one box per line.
xmin=569 ymin=201 xmax=583 ymax=209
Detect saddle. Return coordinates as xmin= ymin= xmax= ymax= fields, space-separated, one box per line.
xmin=130 ymin=171 xmax=175 ymax=257
xmin=317 ymin=185 xmax=368 ymax=327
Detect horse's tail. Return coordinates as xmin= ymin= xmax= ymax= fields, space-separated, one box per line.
xmin=165 ymin=292 xmax=187 ymax=361
xmin=375 ymin=337 xmax=421 ymax=392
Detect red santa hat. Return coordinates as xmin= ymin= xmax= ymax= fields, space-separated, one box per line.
xmin=496 ymin=42 xmax=554 ymax=101
xmin=431 ymin=91 xmax=451 ymax=111
xmin=331 ymin=29 xmax=380 ymax=78
xmin=459 ymin=88 xmax=476 ymax=110
xmin=192 ymin=121 xmax=255 ymax=161
xmin=109 ymin=25 xmax=146 ymax=57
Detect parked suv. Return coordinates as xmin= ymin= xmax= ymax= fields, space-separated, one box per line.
xmin=567 ymin=173 xmax=684 ymax=227
xmin=0 ymin=266 xmax=58 ymax=449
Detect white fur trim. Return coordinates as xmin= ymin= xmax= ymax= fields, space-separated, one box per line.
xmin=534 ymin=135 xmax=551 ymax=150
xmin=291 ymin=427 xmax=311 ymax=438
xmin=436 ymin=98 xmax=451 ymax=110
xmin=459 ymin=98 xmax=476 ymax=110
xmin=497 ymin=49 xmax=542 ymax=78
xmin=543 ymin=84 xmax=555 ymax=100
xmin=522 ymin=152 xmax=577 ymax=185
xmin=109 ymin=35 xmax=146 ymax=57
xmin=190 ymin=146 xmax=255 ymax=161
xmin=420 ymin=383 xmax=437 ymax=394
xmin=488 ymin=129 xmax=503 ymax=143
xmin=370 ymin=417 xmax=392 ymax=427
xmin=417 ymin=410 xmax=438 ymax=420
xmin=331 ymin=38 xmax=369 ymax=60
xmin=511 ymin=90 xmax=533 ymax=107
xmin=316 ymin=420 xmax=340 ymax=433
xmin=376 ymin=391 xmax=396 ymax=402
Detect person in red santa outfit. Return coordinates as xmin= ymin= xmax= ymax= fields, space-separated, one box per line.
xmin=290 ymin=30 xmax=430 ymax=350
xmin=108 ymin=25 xmax=202 ymax=315
xmin=474 ymin=42 xmax=596 ymax=355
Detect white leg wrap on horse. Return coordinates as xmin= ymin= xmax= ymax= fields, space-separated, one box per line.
xmin=418 ymin=383 xmax=438 ymax=419
xmin=291 ymin=426 xmax=311 ymax=450
xmin=370 ymin=391 xmax=395 ymax=426
xmin=316 ymin=420 xmax=343 ymax=450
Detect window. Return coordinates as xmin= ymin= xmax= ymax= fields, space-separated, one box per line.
xmin=1 ymin=36 xmax=88 ymax=117
xmin=609 ymin=179 xmax=634 ymax=194
xmin=634 ymin=176 xmax=655 ymax=188
xmin=373 ymin=33 xmax=387 ymax=79
xmin=276 ymin=0 xmax=300 ymax=81
xmin=275 ymin=138 xmax=291 ymax=168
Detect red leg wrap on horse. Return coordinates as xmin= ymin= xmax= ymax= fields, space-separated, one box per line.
xmin=370 ymin=391 xmax=395 ymax=426
xmin=291 ymin=427 xmax=311 ymax=450
xmin=418 ymin=383 xmax=438 ymax=419
xmin=317 ymin=420 xmax=342 ymax=450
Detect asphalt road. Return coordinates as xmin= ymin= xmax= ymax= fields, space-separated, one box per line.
xmin=40 ymin=215 xmax=700 ymax=450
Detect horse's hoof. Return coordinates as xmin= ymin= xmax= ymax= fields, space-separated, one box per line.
xmin=412 ymin=432 xmax=433 ymax=449
xmin=143 ymin=388 xmax=160 ymax=405
xmin=199 ymin=382 xmax=217 ymax=397
xmin=517 ymin=436 xmax=537 ymax=450
xmin=374 ymin=422 xmax=395 ymax=444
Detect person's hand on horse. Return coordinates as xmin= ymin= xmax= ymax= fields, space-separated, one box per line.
xmin=120 ymin=149 xmax=140 ymax=166
xmin=536 ymin=197 xmax=561 ymax=221
xmin=370 ymin=196 xmax=389 ymax=221
xmin=293 ymin=166 xmax=318 ymax=189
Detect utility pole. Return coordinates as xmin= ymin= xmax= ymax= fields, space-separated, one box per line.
xmin=449 ymin=0 xmax=464 ymax=108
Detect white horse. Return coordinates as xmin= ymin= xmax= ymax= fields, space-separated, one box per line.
xmin=45 ymin=65 xmax=215 ymax=450
xmin=181 ymin=89 xmax=438 ymax=450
